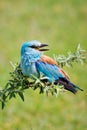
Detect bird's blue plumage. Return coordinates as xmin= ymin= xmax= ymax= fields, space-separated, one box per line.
xmin=35 ymin=61 xmax=63 ymax=82
xmin=20 ymin=40 xmax=83 ymax=94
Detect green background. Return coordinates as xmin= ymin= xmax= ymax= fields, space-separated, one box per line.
xmin=0 ymin=0 xmax=87 ymax=130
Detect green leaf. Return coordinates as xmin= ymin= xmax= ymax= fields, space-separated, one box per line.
xmin=2 ymin=102 xmax=5 ymax=110
xmin=9 ymin=93 xmax=16 ymax=100
xmin=18 ymin=91 xmax=24 ymax=101
xmin=39 ymin=86 xmax=44 ymax=94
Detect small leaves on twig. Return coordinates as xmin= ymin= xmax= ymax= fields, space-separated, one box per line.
xmin=54 ymin=44 xmax=87 ymax=67
xmin=0 ymin=44 xmax=87 ymax=109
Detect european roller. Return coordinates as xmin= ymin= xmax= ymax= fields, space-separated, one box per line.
xmin=20 ymin=40 xmax=83 ymax=94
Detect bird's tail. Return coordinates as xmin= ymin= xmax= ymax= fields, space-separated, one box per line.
xmin=54 ymin=77 xmax=83 ymax=94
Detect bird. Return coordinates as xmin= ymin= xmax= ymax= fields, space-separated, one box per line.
xmin=20 ymin=40 xmax=83 ymax=94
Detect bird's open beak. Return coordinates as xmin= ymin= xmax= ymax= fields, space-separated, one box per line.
xmin=39 ymin=44 xmax=49 ymax=51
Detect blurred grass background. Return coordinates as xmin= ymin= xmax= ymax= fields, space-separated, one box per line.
xmin=0 ymin=0 xmax=87 ymax=130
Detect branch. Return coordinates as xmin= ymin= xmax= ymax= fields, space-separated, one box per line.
xmin=0 ymin=44 xmax=87 ymax=109
xmin=54 ymin=44 xmax=87 ymax=67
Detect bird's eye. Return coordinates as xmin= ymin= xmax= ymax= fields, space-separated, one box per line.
xmin=30 ymin=45 xmax=37 ymax=49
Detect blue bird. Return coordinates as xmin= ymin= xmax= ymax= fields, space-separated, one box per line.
xmin=20 ymin=40 xmax=83 ymax=94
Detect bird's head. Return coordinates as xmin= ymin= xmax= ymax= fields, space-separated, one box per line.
xmin=21 ymin=40 xmax=49 ymax=56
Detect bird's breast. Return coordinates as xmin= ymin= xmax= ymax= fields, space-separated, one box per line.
xmin=21 ymin=57 xmax=39 ymax=79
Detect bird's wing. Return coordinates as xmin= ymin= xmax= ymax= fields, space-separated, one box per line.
xmin=35 ymin=55 xmax=69 ymax=81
